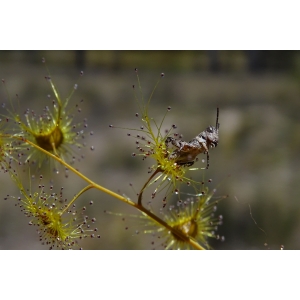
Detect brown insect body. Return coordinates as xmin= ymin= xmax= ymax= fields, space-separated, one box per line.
xmin=165 ymin=108 xmax=220 ymax=169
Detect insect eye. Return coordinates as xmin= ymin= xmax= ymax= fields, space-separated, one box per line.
xmin=206 ymin=126 xmax=214 ymax=133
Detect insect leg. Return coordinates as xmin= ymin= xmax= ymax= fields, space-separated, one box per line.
xmin=165 ymin=136 xmax=182 ymax=149
xmin=206 ymin=151 xmax=209 ymax=169
xmin=200 ymin=142 xmax=209 ymax=169
xmin=165 ymin=136 xmax=174 ymax=146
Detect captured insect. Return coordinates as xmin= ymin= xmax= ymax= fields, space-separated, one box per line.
xmin=165 ymin=107 xmax=220 ymax=169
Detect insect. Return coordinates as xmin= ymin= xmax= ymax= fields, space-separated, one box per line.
xmin=165 ymin=107 xmax=220 ymax=169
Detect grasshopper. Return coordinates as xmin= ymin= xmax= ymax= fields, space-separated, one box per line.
xmin=165 ymin=107 xmax=219 ymax=169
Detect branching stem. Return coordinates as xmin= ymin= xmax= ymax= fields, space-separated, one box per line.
xmin=138 ymin=167 xmax=161 ymax=206
xmin=61 ymin=184 xmax=94 ymax=214
xmin=7 ymin=135 xmax=204 ymax=250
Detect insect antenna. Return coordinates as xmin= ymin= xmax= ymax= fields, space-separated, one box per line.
xmin=216 ymin=107 xmax=220 ymax=130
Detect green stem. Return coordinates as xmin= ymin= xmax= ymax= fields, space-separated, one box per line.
xmin=61 ymin=184 xmax=94 ymax=214
xmin=138 ymin=168 xmax=161 ymax=206
xmin=8 ymin=135 xmax=204 ymax=250
xmin=18 ymin=137 xmax=133 ymax=205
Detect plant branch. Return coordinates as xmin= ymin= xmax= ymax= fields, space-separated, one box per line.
xmin=138 ymin=167 xmax=161 ymax=206
xmin=61 ymin=184 xmax=94 ymax=214
xmin=8 ymin=135 xmax=204 ymax=250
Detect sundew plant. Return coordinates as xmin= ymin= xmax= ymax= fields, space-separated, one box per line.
xmin=0 ymin=60 xmax=226 ymax=250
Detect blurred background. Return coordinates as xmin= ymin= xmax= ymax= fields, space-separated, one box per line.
xmin=0 ymin=50 xmax=300 ymax=250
